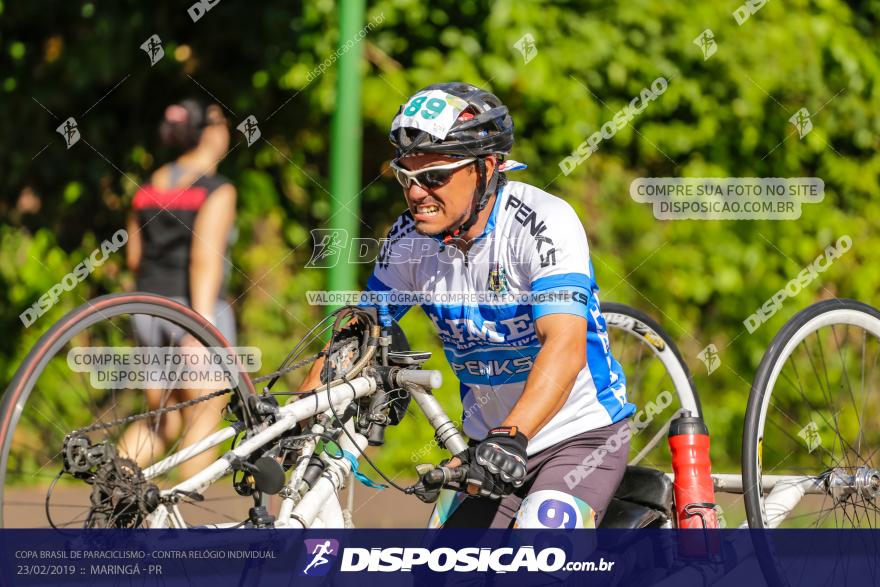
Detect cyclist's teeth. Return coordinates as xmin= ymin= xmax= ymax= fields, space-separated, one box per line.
xmin=418 ymin=205 xmax=439 ymax=216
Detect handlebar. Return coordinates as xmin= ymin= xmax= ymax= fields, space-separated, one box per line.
xmin=319 ymin=364 xmax=469 ymax=501
xmin=422 ymin=464 xmax=468 ymax=486
xmin=407 ymin=463 xmax=470 ymax=502
xmin=394 ymin=369 xmax=442 ymax=389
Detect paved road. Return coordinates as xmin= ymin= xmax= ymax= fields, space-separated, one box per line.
xmin=3 ymin=479 xmax=433 ymax=528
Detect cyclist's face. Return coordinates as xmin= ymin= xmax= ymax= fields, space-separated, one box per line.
xmin=398 ymin=154 xmax=485 ymax=236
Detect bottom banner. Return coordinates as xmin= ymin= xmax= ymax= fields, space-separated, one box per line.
xmin=1 ymin=529 xmax=878 ymax=586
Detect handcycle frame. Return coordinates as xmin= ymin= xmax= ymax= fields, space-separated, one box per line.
xmin=0 ymin=292 xmax=843 ymax=531
xmin=143 ymin=367 xmax=466 ymax=529
xmin=139 ymin=365 xmax=820 ymax=530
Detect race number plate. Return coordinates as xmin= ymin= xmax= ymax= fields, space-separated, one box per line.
xmin=391 ymin=90 xmax=469 ymax=140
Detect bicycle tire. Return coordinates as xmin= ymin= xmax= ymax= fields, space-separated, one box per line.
xmin=743 ymin=298 xmax=880 ymax=585
xmin=743 ymin=298 xmax=880 ymax=528
xmin=603 ymin=301 xmax=701 ymax=418
xmin=0 ymin=292 xmax=258 ymax=528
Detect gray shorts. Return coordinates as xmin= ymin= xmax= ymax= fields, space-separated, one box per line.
xmin=131 ymin=297 xmax=237 ymax=347
xmin=431 ymin=419 xmax=630 ymax=528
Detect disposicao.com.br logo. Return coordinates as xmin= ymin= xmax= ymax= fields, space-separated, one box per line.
xmin=300 ymin=541 xmax=614 ymax=574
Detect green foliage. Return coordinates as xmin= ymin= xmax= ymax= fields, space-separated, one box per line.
xmin=2 ymin=0 xmax=879 ymax=482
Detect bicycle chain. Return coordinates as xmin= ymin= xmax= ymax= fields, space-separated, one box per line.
xmin=66 ymin=352 xmax=322 ymax=437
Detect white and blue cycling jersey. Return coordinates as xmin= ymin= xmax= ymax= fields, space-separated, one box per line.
xmin=367 ymin=180 xmax=635 ymax=454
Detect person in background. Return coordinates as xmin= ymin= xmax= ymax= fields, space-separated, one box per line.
xmin=122 ymin=99 xmax=237 ymax=479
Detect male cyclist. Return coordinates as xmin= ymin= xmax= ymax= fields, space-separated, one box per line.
xmin=307 ymin=82 xmax=635 ymax=528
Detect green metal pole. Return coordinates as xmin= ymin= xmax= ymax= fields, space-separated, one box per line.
xmin=327 ymin=0 xmax=365 ymax=309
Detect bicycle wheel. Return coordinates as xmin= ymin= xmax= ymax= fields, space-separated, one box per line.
xmin=602 ymin=302 xmax=701 ymax=469
xmin=0 ymin=292 xmax=257 ymax=528
xmin=743 ymin=298 xmax=880 ymax=529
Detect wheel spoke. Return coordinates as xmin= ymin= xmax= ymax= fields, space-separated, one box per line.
xmin=813 ymin=333 xmax=852 ymax=469
xmin=830 ymin=325 xmax=859 ymax=440
xmin=856 ymin=328 xmax=868 ymax=455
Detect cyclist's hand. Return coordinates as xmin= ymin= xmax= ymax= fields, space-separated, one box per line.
xmin=412 ymin=456 xmax=465 ymax=503
xmin=441 ymin=450 xmax=509 ymax=499
xmin=413 ymin=458 xmax=510 ymax=503
xmin=474 ymin=426 xmax=528 ymax=488
xmin=445 ymin=455 xmax=464 ymax=469
xmin=446 ymin=427 xmax=528 ymax=500
xmin=462 ymin=457 xmax=512 ymax=499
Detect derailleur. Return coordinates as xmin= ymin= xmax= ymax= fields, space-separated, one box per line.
xmin=62 ymin=434 xmax=160 ymax=528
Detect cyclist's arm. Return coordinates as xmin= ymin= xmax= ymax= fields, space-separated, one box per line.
xmin=503 ymin=195 xmax=595 ymax=439
xmin=296 ymin=301 xmax=407 ymax=391
xmin=298 ymin=355 xmax=326 ymax=391
xmin=189 ymin=183 xmax=236 ymax=322
xmin=298 ymin=307 xmax=374 ymax=389
xmin=502 ymin=313 xmax=587 ymax=438
xmin=297 ymin=323 xmax=357 ymax=391
xmin=298 ymin=215 xmax=415 ymax=391
xmin=125 ymin=212 xmax=142 ymax=273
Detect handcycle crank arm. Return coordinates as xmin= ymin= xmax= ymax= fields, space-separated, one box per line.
xmin=394 ymin=369 xmax=442 ymax=390
xmin=393 ymin=369 xmax=474 ymax=501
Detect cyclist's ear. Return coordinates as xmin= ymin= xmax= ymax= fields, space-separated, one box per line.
xmin=483 ymin=154 xmax=497 ymax=180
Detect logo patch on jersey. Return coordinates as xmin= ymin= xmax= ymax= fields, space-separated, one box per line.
xmin=504 ymin=195 xmax=557 ymax=267
xmin=487 ymin=263 xmax=509 ymax=294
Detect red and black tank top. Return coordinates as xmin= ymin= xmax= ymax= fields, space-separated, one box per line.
xmin=132 ymin=168 xmax=231 ymax=298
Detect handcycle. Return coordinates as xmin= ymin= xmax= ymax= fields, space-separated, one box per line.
xmin=0 ymin=294 xmax=878 ymax=535
xmin=0 ymin=293 xmax=695 ymax=530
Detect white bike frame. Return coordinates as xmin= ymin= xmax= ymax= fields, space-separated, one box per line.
xmin=141 ymin=369 xmax=462 ymax=529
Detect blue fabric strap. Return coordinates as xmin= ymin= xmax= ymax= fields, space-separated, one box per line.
xmin=341 ymin=450 xmax=387 ymax=490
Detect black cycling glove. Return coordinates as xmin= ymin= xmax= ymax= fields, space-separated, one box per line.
xmin=466 ymin=426 xmax=528 ymax=499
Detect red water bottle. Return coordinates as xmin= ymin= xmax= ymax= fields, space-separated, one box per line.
xmin=668 ymin=412 xmax=718 ymax=530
